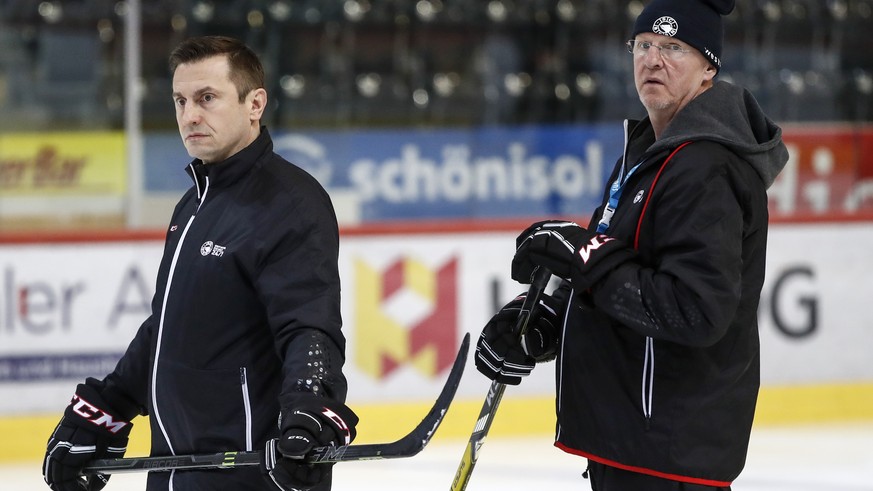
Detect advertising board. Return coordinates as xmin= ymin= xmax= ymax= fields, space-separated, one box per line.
xmin=1 ymin=223 xmax=870 ymax=416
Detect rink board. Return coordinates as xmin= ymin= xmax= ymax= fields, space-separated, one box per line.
xmin=1 ymin=222 xmax=872 ymax=462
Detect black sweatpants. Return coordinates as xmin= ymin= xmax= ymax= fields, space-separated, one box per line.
xmin=587 ymin=461 xmax=731 ymax=491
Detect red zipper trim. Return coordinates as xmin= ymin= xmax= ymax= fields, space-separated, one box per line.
xmin=634 ymin=141 xmax=693 ymax=249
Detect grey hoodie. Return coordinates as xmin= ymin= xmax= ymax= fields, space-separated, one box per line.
xmin=656 ymin=80 xmax=789 ymax=187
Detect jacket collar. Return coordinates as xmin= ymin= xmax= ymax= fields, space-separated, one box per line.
xmin=185 ymin=126 xmax=272 ymax=194
xmin=623 ymin=118 xmax=659 ymax=167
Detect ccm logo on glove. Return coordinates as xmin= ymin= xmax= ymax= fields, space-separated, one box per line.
xmin=577 ymin=234 xmax=618 ymax=263
xmin=70 ymin=394 xmax=130 ymax=434
xmin=512 ymin=220 xmax=635 ymax=291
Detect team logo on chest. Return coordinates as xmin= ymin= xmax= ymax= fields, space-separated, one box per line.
xmin=634 ymin=190 xmax=645 ymax=204
xmin=200 ymin=241 xmax=227 ymax=257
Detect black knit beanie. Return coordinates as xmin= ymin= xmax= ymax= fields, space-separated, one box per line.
xmin=631 ymin=0 xmax=735 ymax=72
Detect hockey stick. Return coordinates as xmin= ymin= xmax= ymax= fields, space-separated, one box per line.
xmin=82 ymin=332 xmax=470 ymax=475
xmin=450 ymin=268 xmax=551 ymax=491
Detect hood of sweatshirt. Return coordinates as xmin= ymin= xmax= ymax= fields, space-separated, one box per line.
xmin=649 ymin=80 xmax=789 ymax=188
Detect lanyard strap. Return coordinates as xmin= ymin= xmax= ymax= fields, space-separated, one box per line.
xmin=596 ymin=142 xmax=693 ymax=239
xmin=596 ymin=160 xmax=643 ymax=233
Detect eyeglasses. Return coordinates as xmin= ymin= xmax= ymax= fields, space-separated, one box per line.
xmin=626 ymin=40 xmax=691 ymax=60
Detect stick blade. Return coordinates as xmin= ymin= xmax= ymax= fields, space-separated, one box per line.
xmin=307 ymin=332 xmax=470 ymax=462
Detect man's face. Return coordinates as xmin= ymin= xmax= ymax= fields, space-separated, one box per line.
xmin=172 ymin=55 xmax=265 ymax=164
xmin=632 ymin=33 xmax=715 ymax=116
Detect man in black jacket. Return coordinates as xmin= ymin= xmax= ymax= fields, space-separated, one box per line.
xmin=43 ymin=36 xmax=356 ymax=491
xmin=475 ymin=1 xmax=788 ymax=490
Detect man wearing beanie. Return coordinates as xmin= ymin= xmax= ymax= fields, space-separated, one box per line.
xmin=474 ymin=0 xmax=789 ymax=489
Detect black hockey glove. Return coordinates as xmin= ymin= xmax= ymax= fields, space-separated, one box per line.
xmin=475 ymin=292 xmax=562 ymax=386
xmin=43 ymin=381 xmax=133 ymax=491
xmin=512 ymin=220 xmax=635 ymax=291
xmin=262 ymin=396 xmax=358 ymax=491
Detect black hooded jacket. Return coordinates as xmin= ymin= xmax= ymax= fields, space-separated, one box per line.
xmin=553 ymin=81 xmax=789 ymax=485
xmin=98 ymin=128 xmax=346 ymax=490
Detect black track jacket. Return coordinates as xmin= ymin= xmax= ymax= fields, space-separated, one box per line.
xmin=554 ymin=82 xmax=789 ymax=486
xmin=100 ymin=128 xmax=346 ymax=490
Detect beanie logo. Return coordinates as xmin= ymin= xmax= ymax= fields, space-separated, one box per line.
xmin=652 ymin=16 xmax=678 ymax=37
xmin=705 ymin=48 xmax=722 ymax=68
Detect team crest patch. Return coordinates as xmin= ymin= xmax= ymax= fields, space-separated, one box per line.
xmin=200 ymin=241 xmax=214 ymax=256
xmin=653 ymin=15 xmax=678 ymax=37
xmin=200 ymin=241 xmax=226 ymax=257
xmin=200 ymin=240 xmax=226 ymax=257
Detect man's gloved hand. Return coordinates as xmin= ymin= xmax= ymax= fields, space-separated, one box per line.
xmin=43 ymin=382 xmax=133 ymax=491
xmin=512 ymin=220 xmax=635 ymax=291
xmin=475 ymin=292 xmax=562 ymax=385
xmin=262 ymin=397 xmax=358 ymax=491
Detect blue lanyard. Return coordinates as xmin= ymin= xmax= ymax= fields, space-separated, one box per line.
xmin=596 ymin=160 xmax=644 ymax=233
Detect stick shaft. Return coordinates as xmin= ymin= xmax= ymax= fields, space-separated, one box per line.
xmin=83 ymin=333 xmax=470 ymax=475
xmin=450 ymin=269 xmax=551 ymax=491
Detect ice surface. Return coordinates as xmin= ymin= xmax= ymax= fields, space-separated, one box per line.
xmin=7 ymin=423 xmax=873 ymax=490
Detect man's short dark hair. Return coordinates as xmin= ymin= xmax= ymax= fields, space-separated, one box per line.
xmin=169 ymin=36 xmax=265 ymax=102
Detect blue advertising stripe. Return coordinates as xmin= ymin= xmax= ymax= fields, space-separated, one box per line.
xmin=144 ymin=124 xmax=625 ymax=221
xmin=0 ymin=353 xmax=123 ymax=383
